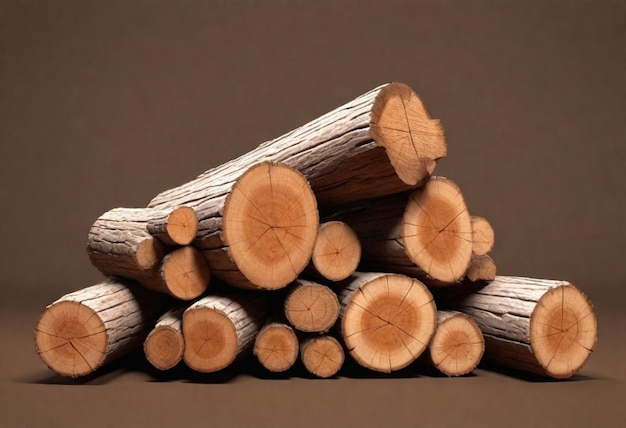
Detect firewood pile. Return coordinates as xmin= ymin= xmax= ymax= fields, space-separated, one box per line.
xmin=34 ymin=83 xmax=598 ymax=380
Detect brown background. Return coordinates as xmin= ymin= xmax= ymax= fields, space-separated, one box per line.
xmin=1 ymin=1 xmax=625 ymax=426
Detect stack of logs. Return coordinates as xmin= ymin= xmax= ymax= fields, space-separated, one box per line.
xmin=34 ymin=83 xmax=598 ymax=380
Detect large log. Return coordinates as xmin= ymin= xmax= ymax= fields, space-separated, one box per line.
xmin=144 ymin=306 xmax=186 ymax=371
xmin=328 ymin=177 xmax=473 ymax=284
xmin=148 ymin=82 xmax=446 ymax=211
xmin=435 ymin=276 xmax=598 ymax=378
xmin=167 ymin=162 xmax=319 ymax=290
xmin=337 ymin=272 xmax=437 ymax=373
xmin=182 ymin=291 xmax=269 ymax=373
xmin=34 ymin=278 xmax=167 ymax=377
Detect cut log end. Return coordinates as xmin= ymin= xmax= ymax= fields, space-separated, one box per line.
xmin=34 ymin=301 xmax=107 ymax=378
xmin=144 ymin=326 xmax=184 ymax=371
xmin=403 ymin=177 xmax=473 ymax=283
xmin=165 ymin=206 xmax=199 ymax=246
xmin=370 ymin=82 xmax=447 ymax=186
xmin=253 ymin=323 xmax=299 ymax=372
xmin=466 ymin=254 xmax=497 ymax=282
xmin=135 ymin=238 xmax=167 ymax=270
xmin=285 ymin=281 xmax=340 ymax=333
xmin=342 ymin=274 xmax=436 ymax=373
xmin=530 ymin=285 xmax=598 ymax=379
xmin=162 ymin=246 xmax=210 ymax=300
xmin=311 ymin=221 xmax=361 ymax=282
xmin=182 ymin=308 xmax=237 ymax=373
xmin=471 ymin=216 xmax=495 ymax=256
xmin=223 ymin=162 xmax=319 ymax=290
xmin=301 ymin=336 xmax=344 ymax=378
xmin=430 ymin=312 xmax=484 ymax=376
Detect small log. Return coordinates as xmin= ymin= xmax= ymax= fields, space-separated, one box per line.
xmin=253 ymin=321 xmax=299 ymax=373
xmin=465 ymin=254 xmax=497 ymax=282
xmin=147 ymin=206 xmax=199 ymax=246
xmin=329 ymin=177 xmax=473 ymax=284
xmin=435 ymin=276 xmax=598 ymax=378
xmin=183 ymin=291 xmax=269 ymax=373
xmin=87 ymin=207 xmax=167 ymax=278
xmin=337 ymin=272 xmax=437 ymax=373
xmin=425 ymin=310 xmax=484 ymax=376
xmin=307 ymin=221 xmax=361 ymax=282
xmin=148 ymin=82 xmax=446 ymax=209
xmin=300 ymin=335 xmax=345 ymax=378
xmin=173 ymin=162 xmax=319 ymax=290
xmin=136 ymin=246 xmax=210 ymax=300
xmin=284 ymin=279 xmax=340 ymax=333
xmin=144 ymin=306 xmax=186 ymax=370
xmin=471 ymin=216 xmax=494 ymax=256
xmin=34 ymin=278 xmax=167 ymax=377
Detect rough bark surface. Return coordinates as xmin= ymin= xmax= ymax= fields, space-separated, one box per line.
xmin=183 ymin=291 xmax=269 ymax=373
xmin=34 ymin=278 xmax=167 ymax=377
xmin=144 ymin=306 xmax=186 ymax=370
xmin=147 ymin=82 xmax=446 ymax=210
xmin=434 ymin=276 xmax=598 ymax=378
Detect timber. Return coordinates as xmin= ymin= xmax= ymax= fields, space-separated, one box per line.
xmin=307 ymin=221 xmax=361 ymax=282
xmin=471 ymin=216 xmax=494 ymax=256
xmin=338 ymin=272 xmax=437 ymax=373
xmin=174 ymin=162 xmax=319 ymax=290
xmin=147 ymin=206 xmax=199 ymax=246
xmin=284 ymin=279 xmax=340 ymax=333
xmin=329 ymin=177 xmax=473 ymax=284
xmin=147 ymin=83 xmax=446 ymax=209
xmin=144 ymin=306 xmax=186 ymax=370
xmin=300 ymin=335 xmax=345 ymax=378
xmin=425 ymin=310 xmax=484 ymax=376
xmin=253 ymin=321 xmax=299 ymax=373
xmin=435 ymin=276 xmax=598 ymax=378
xmin=183 ymin=291 xmax=269 ymax=373
xmin=465 ymin=254 xmax=497 ymax=282
xmin=34 ymin=278 xmax=167 ymax=377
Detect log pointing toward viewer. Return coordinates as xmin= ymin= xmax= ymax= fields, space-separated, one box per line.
xmin=307 ymin=221 xmax=361 ymax=282
xmin=253 ymin=321 xmax=299 ymax=373
xmin=144 ymin=306 xmax=186 ymax=371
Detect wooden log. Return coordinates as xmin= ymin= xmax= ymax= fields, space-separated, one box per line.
xmin=161 ymin=162 xmax=319 ymax=290
xmin=147 ymin=83 xmax=446 ymax=210
xmin=300 ymin=335 xmax=345 ymax=378
xmin=435 ymin=276 xmax=598 ymax=378
xmin=253 ymin=321 xmax=299 ymax=373
xmin=135 ymin=246 xmax=210 ymax=300
xmin=465 ymin=254 xmax=497 ymax=282
xmin=337 ymin=272 xmax=437 ymax=373
xmin=34 ymin=278 xmax=167 ymax=377
xmin=284 ymin=279 xmax=340 ymax=333
xmin=143 ymin=306 xmax=186 ymax=370
xmin=307 ymin=221 xmax=361 ymax=282
xmin=425 ymin=310 xmax=484 ymax=376
xmin=87 ymin=207 xmax=167 ymax=278
xmin=147 ymin=206 xmax=199 ymax=246
xmin=328 ymin=177 xmax=473 ymax=284
xmin=182 ymin=291 xmax=269 ymax=373
xmin=471 ymin=216 xmax=494 ymax=256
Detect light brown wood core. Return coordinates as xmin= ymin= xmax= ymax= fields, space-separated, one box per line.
xmin=162 ymin=246 xmax=210 ymax=300
xmin=466 ymin=254 xmax=497 ymax=282
xmin=403 ymin=177 xmax=472 ymax=283
xmin=301 ymin=336 xmax=344 ymax=378
xmin=223 ymin=162 xmax=319 ymax=289
xmin=471 ymin=216 xmax=495 ymax=256
xmin=166 ymin=206 xmax=198 ymax=245
xmin=253 ymin=323 xmax=299 ymax=372
xmin=342 ymin=274 xmax=436 ymax=372
xmin=285 ymin=280 xmax=340 ymax=333
xmin=144 ymin=326 xmax=184 ymax=371
xmin=182 ymin=308 xmax=238 ymax=373
xmin=530 ymin=285 xmax=597 ymax=378
xmin=35 ymin=301 xmax=107 ymax=377
xmin=429 ymin=312 xmax=484 ymax=376
xmin=135 ymin=238 xmax=166 ymax=269
xmin=311 ymin=221 xmax=361 ymax=281
xmin=370 ymin=82 xmax=447 ymax=185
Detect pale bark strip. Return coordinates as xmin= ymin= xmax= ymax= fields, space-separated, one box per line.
xmin=34 ymin=278 xmax=168 ymax=377
xmin=147 ymin=82 xmax=446 ymax=211
xmin=183 ymin=290 xmax=270 ymax=373
xmin=434 ymin=276 xmax=598 ymax=378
